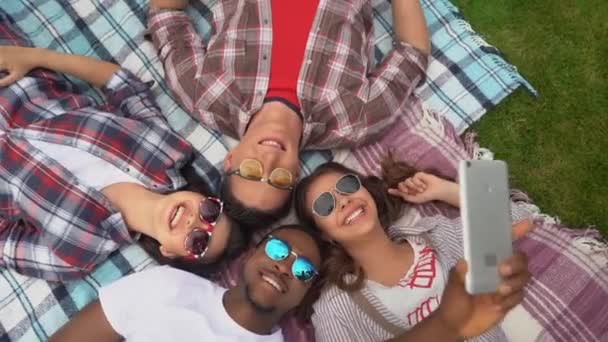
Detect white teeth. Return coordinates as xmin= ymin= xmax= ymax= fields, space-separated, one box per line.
xmin=260 ymin=140 xmax=283 ymax=150
xmin=262 ymin=275 xmax=283 ymax=292
xmin=346 ymin=208 xmax=364 ymax=225
xmin=170 ymin=206 xmax=184 ymax=227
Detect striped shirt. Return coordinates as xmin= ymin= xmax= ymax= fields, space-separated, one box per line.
xmin=147 ymin=0 xmax=429 ymax=150
xmin=311 ymin=203 xmax=534 ymax=342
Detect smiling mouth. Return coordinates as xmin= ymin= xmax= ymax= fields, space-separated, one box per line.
xmin=258 ymin=138 xmax=285 ymax=151
xmin=344 ymin=206 xmax=365 ymax=225
xmin=261 ymin=272 xmax=286 ymax=293
xmin=169 ymin=205 xmax=186 ymax=229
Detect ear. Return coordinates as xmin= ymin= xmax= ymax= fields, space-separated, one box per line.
xmin=223 ymin=152 xmax=233 ymax=172
xmin=159 ymin=245 xmax=179 ymax=259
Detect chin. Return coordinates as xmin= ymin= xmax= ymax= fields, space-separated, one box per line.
xmin=245 ymin=286 xmax=278 ymax=314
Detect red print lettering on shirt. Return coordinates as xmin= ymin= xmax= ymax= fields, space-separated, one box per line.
xmin=406 ymin=295 xmax=441 ymax=327
xmin=398 ymin=246 xmax=437 ymax=289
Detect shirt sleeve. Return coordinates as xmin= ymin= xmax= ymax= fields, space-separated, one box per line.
xmin=100 ymin=68 xmax=166 ymax=124
xmin=0 ymin=218 xmax=88 ymax=281
xmin=99 ymin=266 xmax=191 ymax=337
xmin=147 ymin=8 xmax=216 ymax=129
xmin=319 ymin=41 xmax=429 ymax=149
xmin=99 ymin=267 xmax=158 ymax=336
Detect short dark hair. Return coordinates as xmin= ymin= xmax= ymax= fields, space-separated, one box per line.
xmin=139 ymin=163 xmax=247 ymax=279
xmin=259 ymin=224 xmax=329 ymax=323
xmin=220 ymin=176 xmax=292 ymax=232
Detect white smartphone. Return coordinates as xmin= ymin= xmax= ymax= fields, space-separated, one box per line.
xmin=459 ymin=160 xmax=512 ymax=294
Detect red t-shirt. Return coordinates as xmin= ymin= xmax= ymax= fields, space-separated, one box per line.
xmin=265 ymin=0 xmax=320 ymax=109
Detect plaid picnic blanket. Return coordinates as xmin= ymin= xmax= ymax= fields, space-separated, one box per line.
xmin=3 ymin=1 xmax=604 ymax=342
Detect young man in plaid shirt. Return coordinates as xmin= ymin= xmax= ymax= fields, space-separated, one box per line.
xmin=148 ymin=0 xmax=431 ymax=229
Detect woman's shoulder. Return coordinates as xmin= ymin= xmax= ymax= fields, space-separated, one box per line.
xmin=314 ymin=283 xmax=360 ymax=315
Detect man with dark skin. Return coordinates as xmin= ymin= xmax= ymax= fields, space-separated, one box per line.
xmin=50 ymin=226 xmax=530 ymax=341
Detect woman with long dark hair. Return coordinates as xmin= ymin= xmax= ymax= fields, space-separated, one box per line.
xmin=0 ymin=19 xmax=243 ymax=281
xmin=295 ymin=155 xmax=532 ymax=341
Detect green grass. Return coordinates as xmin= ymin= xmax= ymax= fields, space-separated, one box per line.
xmin=451 ymin=0 xmax=608 ymax=234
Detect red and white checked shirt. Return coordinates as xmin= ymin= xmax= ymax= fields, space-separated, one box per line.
xmin=0 ymin=67 xmax=193 ymax=281
xmin=148 ymin=0 xmax=429 ymax=150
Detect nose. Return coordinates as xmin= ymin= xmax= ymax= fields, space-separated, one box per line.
xmin=272 ymin=257 xmax=293 ymax=279
xmin=258 ymin=152 xmax=281 ymax=177
xmin=182 ymin=208 xmax=199 ymax=231
xmin=332 ymin=190 xmax=351 ymax=211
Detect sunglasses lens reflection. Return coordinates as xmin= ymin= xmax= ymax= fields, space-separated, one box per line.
xmin=313 ymin=192 xmax=335 ymax=217
xmin=187 ymin=230 xmax=210 ymax=255
xmin=200 ymin=199 xmax=221 ymax=224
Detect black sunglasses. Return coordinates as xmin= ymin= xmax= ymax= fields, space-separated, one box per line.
xmin=311 ymin=174 xmax=361 ymax=217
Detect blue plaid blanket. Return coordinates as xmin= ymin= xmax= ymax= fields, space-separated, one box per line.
xmin=0 ymin=0 xmax=536 ymax=340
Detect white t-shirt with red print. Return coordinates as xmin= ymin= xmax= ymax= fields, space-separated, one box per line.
xmin=367 ymin=236 xmax=446 ymax=329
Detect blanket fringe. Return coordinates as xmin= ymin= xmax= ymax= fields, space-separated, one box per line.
xmin=466 ymin=134 xmax=607 ymax=263
xmin=513 ymin=196 xmax=608 ymax=264
xmin=463 ymin=132 xmax=495 ymax=160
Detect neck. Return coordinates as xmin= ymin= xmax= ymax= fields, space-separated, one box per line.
xmin=343 ymin=224 xmax=410 ymax=285
xmin=223 ymin=285 xmax=281 ymax=335
xmin=101 ymin=182 xmax=162 ymax=239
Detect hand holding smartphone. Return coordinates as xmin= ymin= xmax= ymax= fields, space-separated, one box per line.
xmin=459 ymin=160 xmax=512 ymax=294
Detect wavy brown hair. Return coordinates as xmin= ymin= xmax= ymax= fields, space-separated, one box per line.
xmin=294 ymin=152 xmax=415 ymax=292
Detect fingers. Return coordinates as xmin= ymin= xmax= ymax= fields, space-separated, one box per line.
xmin=495 ymin=290 xmax=525 ymax=313
xmin=411 ymin=173 xmax=427 ymax=191
xmin=0 ymin=72 xmax=18 ymax=88
xmin=511 ymin=219 xmax=534 ymax=241
xmin=498 ymin=252 xmax=529 ymax=278
xmin=400 ymin=176 xmax=425 ymax=194
xmin=454 ymin=259 xmax=468 ymax=284
xmin=497 ymin=270 xmax=530 ymax=297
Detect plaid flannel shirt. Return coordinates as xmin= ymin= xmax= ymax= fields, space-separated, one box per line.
xmin=0 ymin=67 xmax=193 ymax=281
xmin=148 ymin=0 xmax=429 ymax=150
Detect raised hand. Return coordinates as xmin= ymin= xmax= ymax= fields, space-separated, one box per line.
xmin=388 ymin=172 xmax=458 ymax=205
xmin=436 ymin=220 xmax=534 ymax=339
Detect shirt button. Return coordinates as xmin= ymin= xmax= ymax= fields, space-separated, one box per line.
xmin=264 ymin=19 xmax=269 ymax=25
xmin=306 ymin=59 xmax=312 ymax=65
xmin=124 ymin=167 xmax=130 ymax=172
xmin=256 ymin=91 xmax=263 ymax=96
xmin=262 ymin=55 xmax=267 ymax=60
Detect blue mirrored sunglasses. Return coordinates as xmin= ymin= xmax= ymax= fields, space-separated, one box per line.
xmin=264 ymin=236 xmax=318 ymax=282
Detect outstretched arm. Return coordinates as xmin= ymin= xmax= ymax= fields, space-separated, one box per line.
xmin=0 ymin=46 xmax=119 ymax=88
xmin=49 ymin=300 xmax=121 ymax=342
xmin=392 ymin=0 xmax=431 ymax=54
xmin=390 ymin=248 xmax=531 ymax=341
xmin=147 ymin=0 xmax=219 ymax=128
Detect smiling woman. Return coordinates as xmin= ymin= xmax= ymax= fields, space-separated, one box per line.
xmin=294 ymin=154 xmax=535 ymax=341
xmin=0 ymin=23 xmax=243 ymax=282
